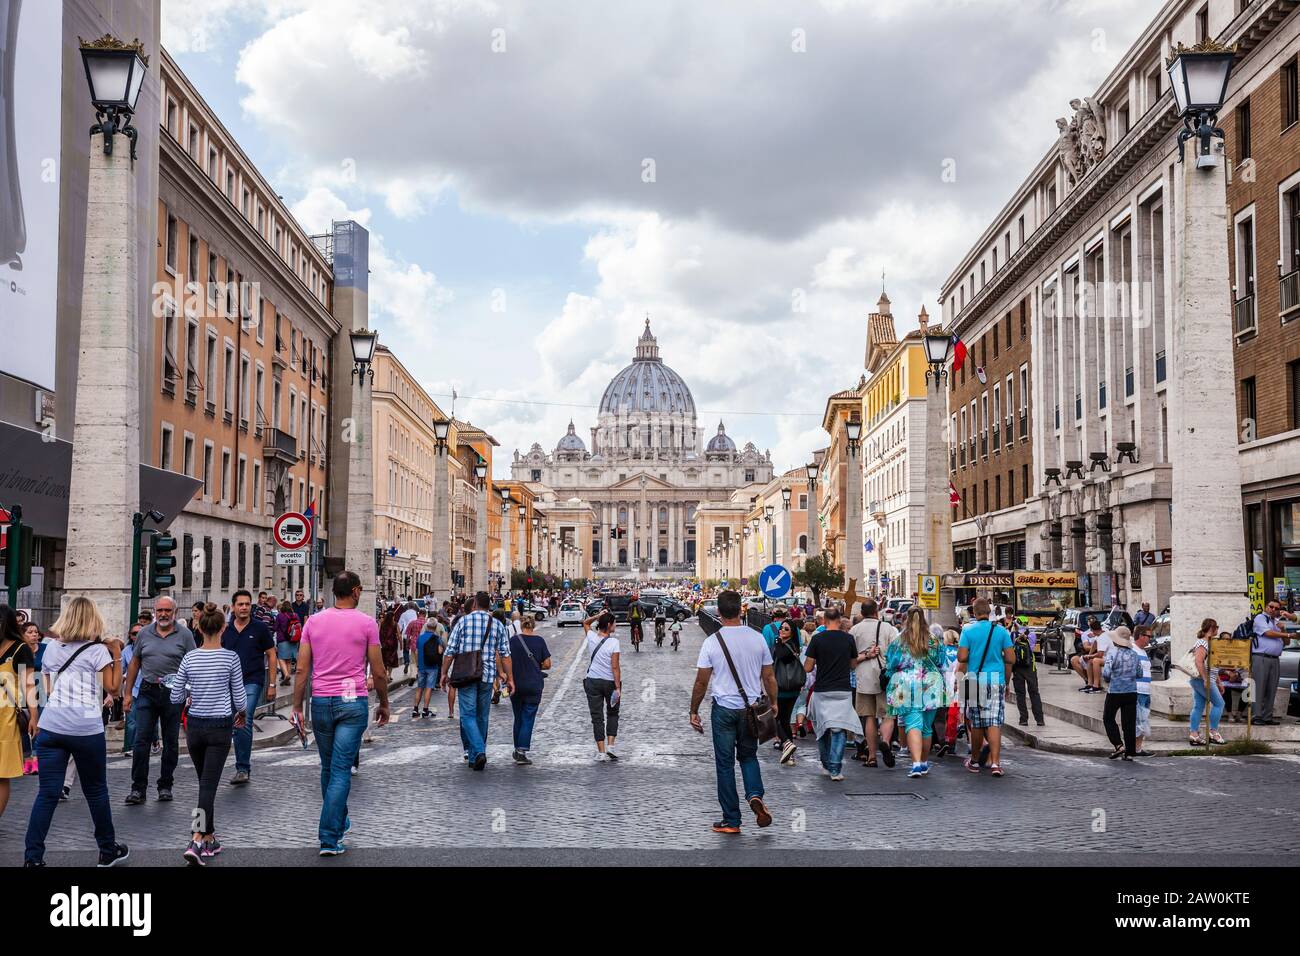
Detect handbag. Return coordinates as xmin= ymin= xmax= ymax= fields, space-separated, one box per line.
xmin=447 ymin=615 xmax=496 ymax=688
xmin=0 ymin=640 xmax=31 ymax=728
xmin=870 ymin=621 xmax=890 ymax=695
xmin=773 ymin=637 xmax=805 ymax=694
xmin=715 ymin=632 xmax=777 ymax=743
xmin=1173 ymin=643 xmax=1201 ymax=679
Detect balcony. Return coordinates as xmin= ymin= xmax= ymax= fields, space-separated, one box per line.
xmin=1234 ymin=292 xmax=1256 ymax=336
xmin=261 ymin=426 xmax=298 ymax=465
xmin=1281 ymin=269 xmax=1300 ymax=318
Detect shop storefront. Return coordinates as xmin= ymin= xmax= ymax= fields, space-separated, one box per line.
xmin=1244 ymin=492 xmax=1300 ymax=610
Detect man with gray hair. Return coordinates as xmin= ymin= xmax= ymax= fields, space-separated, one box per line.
xmin=123 ymin=596 xmax=195 ymax=805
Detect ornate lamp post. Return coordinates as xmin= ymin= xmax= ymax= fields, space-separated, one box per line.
xmin=430 ymin=418 xmax=451 ymax=604
xmin=921 ymin=325 xmax=956 ymax=625
xmin=844 ymin=413 xmax=864 ymax=599
xmin=805 ymin=462 xmax=820 ymax=559
xmin=1161 ymin=41 xmax=1250 ymax=715
xmin=64 ymin=36 xmax=150 ymax=631
xmin=499 ymin=487 xmax=513 ymax=591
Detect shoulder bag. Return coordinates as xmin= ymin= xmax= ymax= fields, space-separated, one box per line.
xmin=582 ymin=635 xmax=613 ymax=694
xmin=962 ymin=621 xmax=997 ymax=707
xmin=715 ymin=632 xmax=777 ymax=743
xmin=871 ymin=621 xmax=891 ymax=695
xmin=447 ymin=616 xmax=494 ymax=688
xmin=0 ymin=640 xmax=32 ymax=728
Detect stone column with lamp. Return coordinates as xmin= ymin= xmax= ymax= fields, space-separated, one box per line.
xmin=922 ymin=317 xmax=958 ymax=629
xmin=806 ymin=463 xmax=820 ymax=558
xmin=844 ymin=415 xmax=865 ymax=604
xmin=430 ymin=419 xmax=451 ymax=606
xmin=499 ymin=488 xmax=513 ymax=592
xmin=63 ymin=37 xmax=150 ymax=632
xmin=473 ymin=462 xmax=488 ymax=592
xmin=1156 ymin=41 xmax=1252 ymax=717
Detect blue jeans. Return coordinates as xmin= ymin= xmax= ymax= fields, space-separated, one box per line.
xmin=710 ymin=704 xmax=764 ymax=827
xmin=123 ymin=708 xmax=159 ymax=753
xmin=233 ymin=681 xmax=262 ymax=774
xmin=130 ymin=683 xmax=182 ymax=793
xmin=311 ymin=696 xmax=368 ymax=850
xmin=1189 ymin=677 xmax=1224 ymax=733
xmin=25 ymin=730 xmax=116 ymax=864
xmin=818 ymin=729 xmax=847 ymax=775
xmin=457 ymin=681 xmax=493 ymax=761
xmin=511 ymin=693 xmax=542 ymax=751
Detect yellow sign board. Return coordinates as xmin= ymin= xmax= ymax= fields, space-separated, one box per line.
xmin=917 ymin=574 xmax=939 ymax=609
xmin=1210 ymin=638 xmax=1251 ymax=670
xmin=1248 ymin=572 xmax=1265 ymax=615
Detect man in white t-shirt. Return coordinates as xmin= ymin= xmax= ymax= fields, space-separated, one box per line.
xmin=689 ymin=590 xmax=777 ymax=835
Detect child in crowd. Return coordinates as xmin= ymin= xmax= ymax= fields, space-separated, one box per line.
xmin=1218 ymin=667 xmax=1249 ymax=723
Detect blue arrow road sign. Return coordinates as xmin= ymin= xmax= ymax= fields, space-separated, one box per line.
xmin=758 ymin=564 xmax=791 ymax=599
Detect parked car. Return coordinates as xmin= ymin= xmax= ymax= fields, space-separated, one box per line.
xmin=1039 ymin=607 xmax=1134 ymax=664
xmin=585 ymin=598 xmax=605 ymax=616
xmin=881 ymin=598 xmax=913 ymax=625
xmin=601 ymin=593 xmax=634 ymax=623
xmin=517 ymin=599 xmax=547 ymax=620
xmin=557 ymin=602 xmax=586 ymax=627
xmin=654 ymin=597 xmax=694 ymax=622
xmin=699 ymin=600 xmax=719 ymax=619
xmin=1146 ymin=612 xmax=1172 ymax=681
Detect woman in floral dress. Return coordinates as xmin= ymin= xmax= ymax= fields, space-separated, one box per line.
xmin=884 ymin=607 xmax=950 ymax=778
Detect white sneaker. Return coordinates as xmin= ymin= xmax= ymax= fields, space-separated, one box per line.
xmin=830 ymin=773 xmax=845 ymax=782
xmin=605 ymin=748 xmax=619 ymax=761
xmin=594 ymin=752 xmax=607 ymax=762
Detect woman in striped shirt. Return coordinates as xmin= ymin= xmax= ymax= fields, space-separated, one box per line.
xmin=170 ymin=603 xmax=246 ymax=865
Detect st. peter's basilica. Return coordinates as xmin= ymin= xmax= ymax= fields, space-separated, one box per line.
xmin=512 ymin=319 xmax=772 ymax=578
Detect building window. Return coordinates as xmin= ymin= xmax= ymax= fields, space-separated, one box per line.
xmin=799 ymin=494 xmax=808 ymax=509
xmin=162 ymin=307 xmax=177 ymax=386
xmin=1018 ymin=215 xmax=1025 ymax=245
xmin=1237 ymin=98 xmax=1252 ymax=160
xmin=224 ymin=344 xmax=235 ymax=413
xmin=1241 ymin=376 xmax=1257 ymax=435
xmin=165 ymin=98 xmax=177 ymax=136
xmin=160 ymin=426 xmax=173 ymax=470
xmin=1284 ymin=57 xmax=1299 ymax=130
xmin=188 ymin=123 xmax=199 ymax=160
xmin=188 ymin=232 xmax=199 ymax=282
xmin=1022 ymin=463 xmax=1030 ymax=500
xmin=202 ymin=443 xmax=213 ymax=498
xmin=1290 ymin=360 xmax=1300 ymax=429
xmin=237 ymin=542 xmax=247 ymax=590
xmin=1195 ymin=4 xmax=1208 ymax=43
xmin=182 ymin=434 xmax=194 ymax=477
xmin=220 ymin=539 xmax=230 ymax=591
xmin=165 ymin=214 xmax=178 ymax=271
xmin=221 ymin=450 xmax=231 ymax=503
xmin=252 ymin=544 xmax=261 ymax=590
xmin=182 ymin=533 xmax=194 ymax=589
xmin=745 ymin=469 xmax=755 ymax=483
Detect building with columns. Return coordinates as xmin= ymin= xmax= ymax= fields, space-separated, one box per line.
xmin=861 ymin=296 xmax=936 ymax=599
xmin=940 ymin=0 xmax=1300 ymax=611
xmin=512 ymin=319 xmax=772 ymax=579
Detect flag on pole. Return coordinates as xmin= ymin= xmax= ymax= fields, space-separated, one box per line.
xmin=304 ymin=500 xmax=316 ymax=521
xmin=756 ymin=534 xmax=765 ymax=555
xmin=951 ymin=335 xmax=968 ymax=373
xmin=948 ymin=482 xmax=960 ymax=507
xmin=864 ymin=539 xmax=873 ymax=552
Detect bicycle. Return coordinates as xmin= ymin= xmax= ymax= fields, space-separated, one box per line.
xmin=630 ymin=619 xmax=643 ymax=651
xmin=654 ymin=619 xmax=666 ymax=647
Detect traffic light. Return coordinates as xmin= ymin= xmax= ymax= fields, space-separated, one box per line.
xmin=146 ymin=532 xmax=177 ymax=597
xmin=4 ymin=523 xmax=33 ymax=591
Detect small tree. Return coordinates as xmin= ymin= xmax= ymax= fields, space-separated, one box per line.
xmin=795 ymin=550 xmax=844 ymax=608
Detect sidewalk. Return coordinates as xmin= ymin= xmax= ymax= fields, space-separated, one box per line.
xmin=1002 ymin=667 xmax=1300 ymax=755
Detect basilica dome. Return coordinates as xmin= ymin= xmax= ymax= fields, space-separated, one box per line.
xmin=597 ymin=318 xmax=696 ymax=418
xmin=705 ymin=421 xmax=736 ymax=453
xmin=556 ymin=420 xmax=586 ymax=453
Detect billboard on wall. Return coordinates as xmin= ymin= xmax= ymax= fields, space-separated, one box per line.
xmin=0 ymin=0 xmax=61 ymax=390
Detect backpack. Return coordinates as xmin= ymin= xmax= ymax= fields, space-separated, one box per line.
xmin=1232 ymin=615 xmax=1256 ymax=646
xmin=422 ymin=630 xmax=442 ymax=668
xmin=773 ymin=638 xmax=806 ymax=694
xmin=288 ymin=614 xmax=303 ymax=643
xmin=1013 ymin=636 xmax=1034 ymax=669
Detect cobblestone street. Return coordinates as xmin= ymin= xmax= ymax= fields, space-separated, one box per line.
xmin=4 ymin=618 xmax=1299 ymax=866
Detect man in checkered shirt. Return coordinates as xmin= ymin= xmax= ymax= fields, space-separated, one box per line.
xmin=441 ymin=591 xmax=514 ymax=770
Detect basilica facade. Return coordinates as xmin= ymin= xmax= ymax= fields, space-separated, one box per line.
xmin=512 ymin=320 xmax=772 ymax=578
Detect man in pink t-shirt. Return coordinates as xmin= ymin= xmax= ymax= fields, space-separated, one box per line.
xmin=292 ymin=570 xmax=390 ymax=856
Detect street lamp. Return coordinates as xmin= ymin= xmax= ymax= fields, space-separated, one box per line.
xmin=433 ymin=418 xmax=450 ymax=450
xmin=923 ymin=329 xmax=954 ymax=389
xmin=781 ymin=487 xmax=792 ymax=510
xmin=805 ymin=462 xmax=820 ymax=558
xmin=349 ymin=329 xmax=378 ymax=386
xmin=474 ymin=461 xmax=487 ymax=487
xmin=79 ymin=35 xmax=149 ymax=159
xmin=764 ymin=505 xmax=774 ymax=522
xmin=845 ymin=415 xmax=862 ymax=453
xmin=805 ymin=463 xmax=818 ymax=486
xmin=1167 ymin=41 xmax=1236 ymax=167
xmin=499 ymin=486 xmax=512 ymax=512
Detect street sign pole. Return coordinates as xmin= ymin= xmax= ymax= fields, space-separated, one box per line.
xmin=309 ymin=512 xmax=318 ymax=611
xmin=129 ymin=512 xmax=145 ymax=633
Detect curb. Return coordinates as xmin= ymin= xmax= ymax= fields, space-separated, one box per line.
xmin=1003 ymin=721 xmax=1130 ymax=757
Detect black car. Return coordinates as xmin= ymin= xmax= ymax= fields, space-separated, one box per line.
xmin=601 ymin=593 xmax=633 ymax=623
xmin=653 ymin=597 xmax=693 ymax=623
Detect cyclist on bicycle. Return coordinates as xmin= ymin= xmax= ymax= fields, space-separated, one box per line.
xmin=654 ymin=603 xmax=667 ymax=646
xmin=628 ymin=594 xmax=645 ymax=649
xmin=669 ymin=617 xmax=682 ymax=651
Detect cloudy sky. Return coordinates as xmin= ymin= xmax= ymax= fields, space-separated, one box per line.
xmin=163 ymin=0 xmax=1161 ymax=477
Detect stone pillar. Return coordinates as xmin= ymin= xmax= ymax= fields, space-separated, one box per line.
xmin=430 ymin=447 xmax=450 ymax=604
xmin=783 ymin=497 xmax=792 ymax=570
xmin=845 ymin=444 xmax=864 ymax=589
xmin=473 ymin=484 xmax=487 ymax=592
xmin=651 ymin=501 xmax=659 ymax=567
xmin=63 ymin=130 xmax=140 ymax=635
xmin=923 ymin=379 xmax=956 ymax=628
xmin=638 ymin=476 xmax=649 ymax=572
xmin=807 ymin=479 xmax=820 ymax=557
xmin=500 ymin=501 xmax=513 ymax=590
xmin=1157 ymin=139 xmax=1250 ymax=715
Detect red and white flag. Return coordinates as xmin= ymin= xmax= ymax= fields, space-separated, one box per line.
xmin=948 ymin=482 xmax=960 ymax=507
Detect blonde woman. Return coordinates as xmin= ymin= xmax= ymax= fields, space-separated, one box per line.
xmin=23 ymin=596 xmax=130 ymax=868
xmin=883 ymin=607 xmax=950 ymax=778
